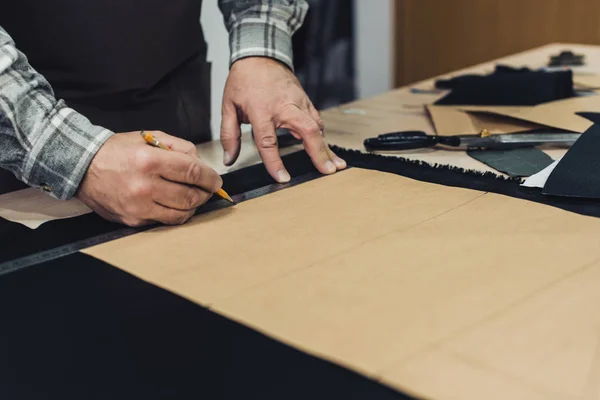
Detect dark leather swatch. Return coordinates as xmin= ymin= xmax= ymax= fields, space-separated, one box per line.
xmin=543 ymin=124 xmax=600 ymax=199
xmin=467 ymin=148 xmax=555 ymax=178
xmin=576 ymin=112 xmax=600 ymax=125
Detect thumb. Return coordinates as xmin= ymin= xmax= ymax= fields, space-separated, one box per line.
xmin=220 ymin=101 xmax=242 ymax=166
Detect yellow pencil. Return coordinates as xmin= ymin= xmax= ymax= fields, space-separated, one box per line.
xmin=140 ymin=130 xmax=234 ymax=204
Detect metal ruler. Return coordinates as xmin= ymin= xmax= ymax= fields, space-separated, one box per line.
xmin=0 ymin=170 xmax=322 ymax=276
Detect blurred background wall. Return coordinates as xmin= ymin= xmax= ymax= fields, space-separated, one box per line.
xmin=394 ymin=0 xmax=600 ymax=86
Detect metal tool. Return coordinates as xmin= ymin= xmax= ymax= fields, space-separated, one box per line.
xmin=364 ymin=129 xmax=581 ymax=151
xmin=0 ymin=170 xmax=324 ymax=276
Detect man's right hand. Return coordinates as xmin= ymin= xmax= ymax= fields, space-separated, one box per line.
xmin=76 ymin=131 xmax=223 ymax=227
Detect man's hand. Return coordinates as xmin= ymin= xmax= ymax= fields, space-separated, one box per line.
xmin=76 ymin=131 xmax=223 ymax=227
xmin=220 ymin=57 xmax=346 ymax=183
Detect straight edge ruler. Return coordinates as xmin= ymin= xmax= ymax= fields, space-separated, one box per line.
xmin=0 ymin=170 xmax=324 ymax=277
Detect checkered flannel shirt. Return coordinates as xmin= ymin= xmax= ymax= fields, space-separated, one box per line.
xmin=0 ymin=0 xmax=308 ymax=200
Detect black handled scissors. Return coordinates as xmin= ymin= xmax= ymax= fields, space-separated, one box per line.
xmin=363 ymin=130 xmax=580 ymax=151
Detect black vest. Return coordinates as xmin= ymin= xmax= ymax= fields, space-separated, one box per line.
xmin=0 ymin=1 xmax=212 ymax=143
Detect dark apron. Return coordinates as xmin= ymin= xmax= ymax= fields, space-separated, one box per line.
xmin=66 ymin=55 xmax=212 ymax=144
xmin=0 ymin=0 xmax=211 ymax=194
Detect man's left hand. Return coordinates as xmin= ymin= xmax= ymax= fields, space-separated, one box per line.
xmin=220 ymin=57 xmax=346 ymax=183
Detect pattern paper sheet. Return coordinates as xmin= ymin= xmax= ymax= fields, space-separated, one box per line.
xmin=84 ymin=168 xmax=600 ymax=400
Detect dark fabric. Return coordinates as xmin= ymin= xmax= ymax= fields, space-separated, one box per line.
xmin=434 ymin=65 xmax=575 ymax=106
xmin=543 ymin=124 xmax=600 ymax=199
xmin=0 ymin=1 xmax=206 ymax=100
xmin=0 ymin=169 xmax=28 ymax=195
xmin=331 ymin=146 xmax=600 ymax=218
xmin=467 ymin=148 xmax=555 ymax=178
xmin=548 ymin=50 xmax=584 ymax=67
xmin=0 ymin=252 xmax=410 ymax=400
xmin=0 ymin=1 xmax=211 ymax=144
xmin=67 ymin=56 xmax=213 ymax=143
xmin=576 ymin=112 xmax=600 ymax=125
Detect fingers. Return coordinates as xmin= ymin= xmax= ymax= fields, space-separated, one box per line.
xmin=151 ymin=180 xmax=212 ymax=226
xmin=150 ymin=206 xmax=196 ymax=226
xmin=117 ymin=178 xmax=206 ymax=228
xmin=250 ymin=118 xmax=291 ymax=183
xmin=327 ymin=147 xmax=347 ymax=169
xmin=306 ymin=103 xmax=346 ymax=169
xmin=152 ymin=150 xmax=223 ymax=193
xmin=152 ymin=180 xmax=213 ymax=211
xmin=149 ymin=131 xmax=198 ymax=157
xmin=277 ymin=105 xmax=336 ymax=175
xmin=128 ymin=145 xmax=221 ymax=227
xmin=120 ymin=188 xmax=200 ymax=226
xmin=117 ymin=204 xmax=195 ymax=227
xmin=220 ymin=101 xmax=242 ymax=166
xmin=307 ymin=101 xmax=325 ymax=133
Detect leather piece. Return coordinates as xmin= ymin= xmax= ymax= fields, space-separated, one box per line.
xmin=435 ymin=65 xmax=574 ymax=106
xmin=467 ymin=148 xmax=555 ymax=177
xmin=544 ymin=124 xmax=600 ymax=199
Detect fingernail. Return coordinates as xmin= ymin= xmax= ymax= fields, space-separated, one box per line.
xmin=325 ymin=160 xmax=336 ymax=173
xmin=223 ymin=151 xmax=231 ymax=165
xmin=277 ymin=169 xmax=291 ymax=183
xmin=333 ymin=157 xmax=347 ymax=169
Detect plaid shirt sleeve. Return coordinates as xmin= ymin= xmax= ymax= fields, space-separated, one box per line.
xmin=218 ymin=0 xmax=309 ymax=71
xmin=0 ymin=26 xmax=114 ymax=200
